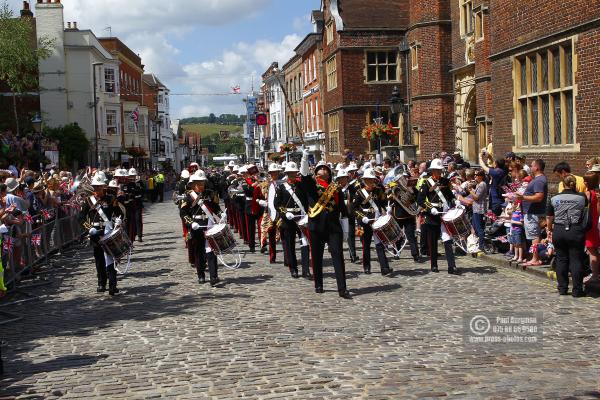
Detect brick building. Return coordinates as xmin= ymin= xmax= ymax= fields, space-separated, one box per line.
xmin=320 ymin=0 xmax=408 ymax=162
xmin=282 ymin=54 xmax=304 ymax=142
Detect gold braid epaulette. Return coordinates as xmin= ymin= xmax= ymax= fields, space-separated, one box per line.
xmin=307 ymin=181 xmax=338 ymax=218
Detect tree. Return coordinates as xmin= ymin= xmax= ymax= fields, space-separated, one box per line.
xmin=208 ymin=113 xmax=217 ymax=123
xmin=43 ymin=124 xmax=90 ymax=170
xmin=0 ymin=2 xmax=54 ymax=134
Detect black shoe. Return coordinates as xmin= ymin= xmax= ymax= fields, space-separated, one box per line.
xmin=364 ymin=267 xmax=371 ymax=275
xmin=431 ymin=266 xmax=439 ymax=273
xmin=315 ymin=287 xmax=324 ymax=294
xmin=198 ymin=273 xmax=206 ymax=284
xmin=338 ymin=290 xmax=352 ymax=299
xmin=96 ymin=286 xmax=106 ymax=293
xmin=414 ymin=256 xmax=424 ymax=263
xmin=382 ymin=268 xmax=393 ymax=276
xmin=448 ymin=269 xmax=460 ymax=275
xmin=249 ymin=248 xmax=256 ymax=253
xmin=302 ymin=273 xmax=313 ymax=280
xmin=291 ymin=270 xmax=299 ymax=279
xmin=108 ymin=287 xmax=118 ymax=296
xmin=260 ymin=246 xmax=267 ymax=254
xmin=558 ymin=290 xmax=568 ymax=295
xmin=350 ymin=256 xmax=359 ymax=263
xmin=138 ymin=237 xmax=143 ymax=242
xmin=210 ymin=278 xmax=221 ymax=287
xmin=572 ymin=291 xmax=586 ymax=298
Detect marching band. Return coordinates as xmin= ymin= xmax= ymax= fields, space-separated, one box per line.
xmin=75 ymin=150 xmax=468 ymax=299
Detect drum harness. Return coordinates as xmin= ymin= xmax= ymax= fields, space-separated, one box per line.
xmin=90 ymin=195 xmax=132 ymax=274
xmin=427 ymin=178 xmax=450 ymax=212
xmin=358 ymin=188 xmax=381 ymax=221
xmin=282 ymin=183 xmax=309 ymax=245
xmin=190 ymin=191 xmax=218 ymax=229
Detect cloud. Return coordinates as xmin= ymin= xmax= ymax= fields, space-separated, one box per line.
xmin=293 ymin=14 xmax=311 ymax=32
xmin=172 ymin=34 xmax=302 ymax=118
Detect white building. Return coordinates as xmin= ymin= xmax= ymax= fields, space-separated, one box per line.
xmin=262 ymin=65 xmax=287 ymax=156
xmin=143 ymin=74 xmax=175 ymax=169
xmin=35 ymin=0 xmax=120 ymax=168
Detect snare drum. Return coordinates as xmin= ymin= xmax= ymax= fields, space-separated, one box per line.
xmin=441 ymin=207 xmax=472 ymax=239
xmin=99 ymin=227 xmax=132 ymax=261
xmin=205 ymin=223 xmax=236 ymax=255
xmin=372 ymin=215 xmax=404 ymax=245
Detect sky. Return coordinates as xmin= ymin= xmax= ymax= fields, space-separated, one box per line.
xmin=6 ymin=0 xmax=321 ymax=120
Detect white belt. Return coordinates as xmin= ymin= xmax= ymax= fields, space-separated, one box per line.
xmin=245 ymin=197 xmax=253 ymax=201
xmin=193 ymin=216 xmax=207 ymax=220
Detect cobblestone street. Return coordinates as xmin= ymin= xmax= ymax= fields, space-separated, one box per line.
xmin=1 ymin=200 xmax=600 ymax=399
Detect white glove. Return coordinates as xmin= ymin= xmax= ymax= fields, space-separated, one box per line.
xmin=219 ymin=212 xmax=227 ymax=223
xmin=431 ymin=208 xmax=439 ymax=216
xmin=258 ymin=199 xmax=268 ymax=207
xmin=386 ymin=206 xmax=392 ymax=215
xmin=302 ymin=147 xmax=310 ymax=157
xmin=285 ymin=212 xmax=295 ymax=221
xmin=114 ymin=217 xmax=122 ymax=227
xmin=455 ymin=199 xmax=462 ymax=208
xmin=89 ymin=227 xmax=98 ymax=236
xmin=191 ymin=222 xmax=201 ymax=231
xmin=340 ymin=217 xmax=349 ymax=241
xmin=361 ymin=216 xmax=370 ymax=225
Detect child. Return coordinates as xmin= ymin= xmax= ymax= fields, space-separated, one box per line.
xmin=509 ymin=201 xmax=525 ymax=262
xmin=500 ymin=201 xmax=515 ymax=258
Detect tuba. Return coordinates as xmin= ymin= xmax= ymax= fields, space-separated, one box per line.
xmin=387 ymin=175 xmax=419 ymax=216
xmin=73 ymin=174 xmax=95 ymax=205
xmin=307 ymin=181 xmax=339 ymax=218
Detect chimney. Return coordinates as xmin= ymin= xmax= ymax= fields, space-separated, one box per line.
xmin=66 ymin=21 xmax=71 ymax=29
xmin=73 ymin=21 xmax=77 ymax=29
xmin=20 ymin=1 xmax=33 ymax=17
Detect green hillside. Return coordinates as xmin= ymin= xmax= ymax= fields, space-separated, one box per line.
xmin=182 ymin=123 xmax=244 ymax=155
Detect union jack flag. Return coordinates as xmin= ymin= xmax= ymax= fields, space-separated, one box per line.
xmin=31 ymin=234 xmax=42 ymax=247
xmin=130 ymin=107 xmax=139 ymax=123
xmin=24 ymin=214 xmax=34 ymax=225
xmin=41 ymin=209 xmax=52 ymax=221
xmin=231 ymin=85 xmax=241 ymax=94
xmin=3 ymin=237 xmax=13 ymax=253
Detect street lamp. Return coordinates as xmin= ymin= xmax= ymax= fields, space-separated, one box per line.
xmin=92 ymin=62 xmax=103 ymax=168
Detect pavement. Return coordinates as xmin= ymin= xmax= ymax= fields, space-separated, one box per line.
xmin=1 ymin=198 xmax=600 ymax=399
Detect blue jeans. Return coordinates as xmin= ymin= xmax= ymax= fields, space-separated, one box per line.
xmin=472 ymin=213 xmax=485 ymax=251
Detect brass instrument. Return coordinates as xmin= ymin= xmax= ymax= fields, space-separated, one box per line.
xmin=307 ymin=181 xmax=339 ymax=218
xmin=387 ymin=176 xmax=419 ymax=216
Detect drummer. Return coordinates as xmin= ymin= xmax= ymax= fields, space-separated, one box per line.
xmin=180 ymin=170 xmax=222 ymax=287
xmin=352 ymin=168 xmax=393 ymax=276
xmin=416 ymin=158 xmax=459 ymax=274
xmin=80 ymin=174 xmax=125 ymax=296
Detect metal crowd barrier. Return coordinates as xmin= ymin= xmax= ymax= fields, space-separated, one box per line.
xmin=0 ymin=205 xmax=85 ymax=319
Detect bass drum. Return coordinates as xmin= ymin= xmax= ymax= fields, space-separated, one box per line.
xmin=205 ymin=223 xmax=236 ymax=255
xmin=372 ymin=215 xmax=404 ymax=246
xmin=99 ymin=227 xmax=132 ymax=261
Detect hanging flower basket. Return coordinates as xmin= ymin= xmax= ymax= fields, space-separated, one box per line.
xmin=361 ymin=122 xmax=399 ymax=141
xmin=280 ymin=143 xmax=297 ymax=153
xmin=126 ymin=146 xmax=147 ymax=158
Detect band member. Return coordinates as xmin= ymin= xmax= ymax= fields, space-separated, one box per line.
xmin=417 ymin=159 xmax=459 ymax=274
xmin=259 ymin=163 xmax=283 ymax=263
xmin=388 ymin=168 xmax=421 ymax=262
xmin=180 ymin=170 xmax=222 ymax=287
xmin=241 ymin=164 xmax=261 ymax=252
xmin=345 ymin=163 xmax=360 ymax=263
xmin=274 ymin=162 xmax=311 ymax=278
xmin=352 ymin=168 xmax=393 ymax=275
xmin=299 ymin=150 xmax=351 ymax=298
xmin=80 ymin=174 xmax=125 ymax=295
xmin=129 ymin=168 xmax=145 ymax=242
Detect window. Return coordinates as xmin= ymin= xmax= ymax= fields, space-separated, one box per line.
xmin=303 ymin=61 xmax=308 ymax=87
xmin=315 ymin=98 xmax=320 ymax=130
xmin=126 ymin=114 xmax=137 ymax=133
xmin=106 ymin=110 xmax=117 ymax=135
xmin=307 ymin=58 xmax=312 ymax=85
xmin=477 ymin=119 xmax=490 ymax=150
xmin=328 ymin=113 xmax=340 ymax=154
xmin=326 ymin=56 xmax=337 ymax=91
xmin=326 ymin=20 xmax=334 ymax=45
xmin=104 ymin=68 xmax=116 ymax=93
xmin=410 ymin=44 xmax=419 ymax=70
xmin=474 ymin=10 xmax=484 ymax=41
xmin=514 ymin=40 xmax=576 ymax=149
xmin=139 ymin=114 xmax=146 ymax=135
xmin=311 ymin=100 xmax=316 ymax=132
xmin=366 ymin=51 xmax=399 ymax=82
xmin=312 ymin=54 xmax=317 ymax=81
xmin=158 ymin=94 xmax=164 ymax=104
xmin=460 ymin=0 xmax=474 ymax=36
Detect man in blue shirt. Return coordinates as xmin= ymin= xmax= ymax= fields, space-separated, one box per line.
xmin=515 ymin=159 xmax=548 ymax=266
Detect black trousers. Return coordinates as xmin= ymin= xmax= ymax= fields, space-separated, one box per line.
xmin=245 ymin=213 xmax=257 ymax=250
xmin=157 ymin=183 xmax=165 ymax=202
xmin=309 ymin=229 xmax=347 ymax=293
xmin=360 ymin=224 xmax=390 ymax=273
xmin=281 ymin=226 xmax=310 ymax=275
xmin=553 ymin=225 xmax=585 ymax=294
xmin=425 ymin=223 xmax=456 ymax=271
xmin=347 ymin=217 xmax=357 ymax=260
xmin=397 ymin=218 xmax=419 ymax=259
xmin=420 ymin=223 xmax=429 ymax=256
xmin=190 ymin=230 xmax=218 ymax=283
xmin=91 ymin=237 xmax=107 ymax=287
